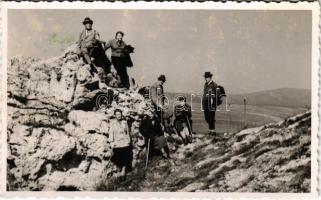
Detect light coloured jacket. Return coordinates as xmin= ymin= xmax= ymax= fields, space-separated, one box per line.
xmin=77 ymin=29 xmax=100 ymax=49
xmin=108 ymin=119 xmax=131 ymax=148
xmin=105 ymin=39 xmax=127 ymax=57
xmin=149 ymin=82 xmax=164 ymax=107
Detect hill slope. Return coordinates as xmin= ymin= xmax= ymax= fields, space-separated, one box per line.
xmin=107 ymin=111 xmax=311 ymax=192
xmin=230 ymin=88 xmax=311 ymax=108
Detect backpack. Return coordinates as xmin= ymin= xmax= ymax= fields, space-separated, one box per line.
xmin=138 ymin=86 xmax=150 ymax=99
xmin=215 ymin=85 xmax=226 ymax=106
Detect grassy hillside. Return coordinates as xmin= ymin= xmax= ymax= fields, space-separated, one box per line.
xmin=229 ymin=88 xmax=311 ymax=108
xmin=97 ymin=111 xmax=311 ymax=192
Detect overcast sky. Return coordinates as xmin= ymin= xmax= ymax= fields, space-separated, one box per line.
xmin=8 ymin=9 xmax=312 ymax=94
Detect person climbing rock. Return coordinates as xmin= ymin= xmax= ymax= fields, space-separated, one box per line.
xmin=108 ymin=109 xmax=132 ymax=178
xmin=202 ymin=72 xmax=218 ymax=135
xmin=105 ymin=31 xmax=134 ymax=89
xmin=173 ymin=96 xmax=193 ymax=145
xmin=77 ymin=17 xmax=100 ymax=75
xmin=150 ymin=75 xmax=167 ymax=124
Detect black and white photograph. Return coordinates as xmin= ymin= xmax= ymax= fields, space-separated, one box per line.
xmin=2 ymin=1 xmax=319 ymax=197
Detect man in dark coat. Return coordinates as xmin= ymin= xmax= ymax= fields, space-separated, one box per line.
xmin=139 ymin=115 xmax=170 ymax=158
xmin=202 ymin=72 xmax=218 ymax=135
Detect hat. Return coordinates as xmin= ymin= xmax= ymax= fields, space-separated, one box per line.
xmin=203 ymin=72 xmax=213 ymax=78
xmin=178 ymin=96 xmax=186 ymax=102
xmin=82 ymin=17 xmax=93 ymax=25
xmin=158 ymin=74 xmax=166 ymax=82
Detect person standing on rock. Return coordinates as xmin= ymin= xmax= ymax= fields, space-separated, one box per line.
xmin=108 ymin=109 xmax=132 ymax=178
xmin=105 ymin=31 xmax=134 ymax=89
xmin=202 ymin=72 xmax=218 ymax=135
xmin=77 ymin=17 xmax=100 ymax=75
xmin=150 ymin=75 xmax=166 ymax=124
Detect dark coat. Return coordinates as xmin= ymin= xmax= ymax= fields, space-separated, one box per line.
xmin=174 ymin=104 xmax=192 ymax=132
xmin=203 ymin=81 xmax=218 ymax=102
xmin=139 ymin=117 xmax=163 ymax=139
xmin=174 ymin=104 xmax=192 ymax=120
xmin=123 ymin=45 xmax=134 ymax=67
xmin=139 ymin=117 xmax=166 ymax=150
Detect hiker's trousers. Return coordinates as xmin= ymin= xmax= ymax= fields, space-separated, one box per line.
xmin=203 ymin=100 xmax=216 ymax=130
xmin=111 ymin=56 xmax=130 ymax=89
xmin=79 ymin=45 xmax=95 ymax=65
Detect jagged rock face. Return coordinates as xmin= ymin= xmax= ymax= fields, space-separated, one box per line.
xmin=7 ymin=45 xmax=154 ymax=191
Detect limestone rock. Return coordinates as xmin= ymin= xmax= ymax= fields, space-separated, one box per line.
xmin=7 ymin=45 xmax=155 ymax=191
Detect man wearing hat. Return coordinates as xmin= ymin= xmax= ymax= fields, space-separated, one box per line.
xmin=150 ymin=75 xmax=166 ymax=123
xmin=77 ymin=17 xmax=100 ymax=71
xmin=202 ymin=72 xmax=218 ymax=135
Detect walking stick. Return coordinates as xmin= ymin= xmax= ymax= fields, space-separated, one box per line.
xmin=145 ymin=138 xmax=151 ymax=169
xmin=186 ymin=116 xmax=193 ymax=141
xmin=160 ymin=108 xmax=164 ymax=129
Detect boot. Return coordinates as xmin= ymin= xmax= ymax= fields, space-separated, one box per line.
xmin=89 ymin=64 xmax=98 ymax=76
xmin=209 ymin=129 xmax=216 ymax=136
xmin=188 ymin=135 xmax=193 ymax=143
xmin=183 ymin=138 xmax=188 ymax=146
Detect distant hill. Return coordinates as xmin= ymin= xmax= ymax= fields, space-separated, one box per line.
xmin=229 ymin=88 xmax=311 ymax=108
xmin=166 ymin=88 xmax=310 ymax=108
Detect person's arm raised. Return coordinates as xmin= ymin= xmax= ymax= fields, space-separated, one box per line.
xmin=104 ymin=39 xmax=113 ymax=51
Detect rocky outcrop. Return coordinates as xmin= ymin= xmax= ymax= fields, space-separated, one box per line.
xmin=7 ymin=45 xmax=154 ymax=191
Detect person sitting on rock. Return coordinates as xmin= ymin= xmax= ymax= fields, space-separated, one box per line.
xmin=108 ymin=109 xmax=132 ymax=178
xmin=173 ymin=96 xmax=193 ymax=145
xmin=77 ymin=17 xmax=100 ymax=75
xmin=139 ymin=115 xmax=170 ymax=159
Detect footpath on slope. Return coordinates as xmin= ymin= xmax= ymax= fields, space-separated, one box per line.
xmin=102 ymin=111 xmax=311 ymax=193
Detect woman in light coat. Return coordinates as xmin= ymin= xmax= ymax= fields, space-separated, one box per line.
xmin=109 ymin=109 xmax=132 ymax=177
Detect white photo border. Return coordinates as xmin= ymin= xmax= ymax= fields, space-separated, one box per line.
xmin=0 ymin=1 xmax=319 ymax=198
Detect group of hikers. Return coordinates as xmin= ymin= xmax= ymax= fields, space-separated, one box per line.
xmin=77 ymin=17 xmax=225 ymax=178
xmin=77 ymin=17 xmax=134 ymax=89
